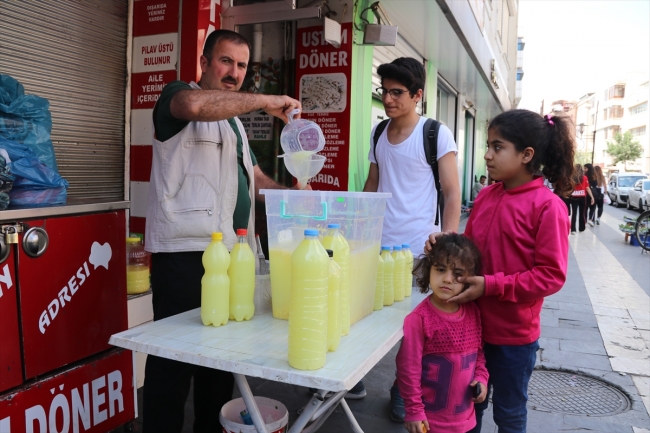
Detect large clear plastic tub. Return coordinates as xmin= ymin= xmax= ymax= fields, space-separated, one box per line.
xmin=260 ymin=189 xmax=391 ymax=325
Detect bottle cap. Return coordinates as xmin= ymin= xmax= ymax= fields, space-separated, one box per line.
xmin=381 ymin=245 xmax=391 ymax=251
xmin=211 ymin=232 xmax=223 ymax=241
xmin=326 ymin=249 xmax=334 ymax=258
xmin=402 ymin=243 xmax=410 ymax=248
xmin=327 ymin=223 xmax=340 ymax=229
xmin=393 ymin=245 xmax=402 ymax=251
xmin=304 ymin=229 xmax=319 ymax=237
xmin=126 ymin=236 xmax=141 ymax=244
xmin=236 ymin=229 xmax=247 ymax=236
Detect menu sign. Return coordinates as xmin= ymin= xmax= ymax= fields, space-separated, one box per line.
xmin=295 ymin=23 xmax=352 ymax=191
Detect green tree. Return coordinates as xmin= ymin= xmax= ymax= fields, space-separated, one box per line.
xmin=606 ymin=131 xmax=643 ymax=170
xmin=574 ymin=151 xmax=592 ymax=166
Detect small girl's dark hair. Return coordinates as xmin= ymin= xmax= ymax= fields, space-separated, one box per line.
xmin=488 ymin=109 xmax=576 ymax=198
xmin=413 ymin=233 xmax=481 ymax=294
xmin=584 ymin=163 xmax=596 ymax=183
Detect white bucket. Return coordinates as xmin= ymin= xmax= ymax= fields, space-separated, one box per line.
xmin=220 ymin=396 xmax=289 ymax=433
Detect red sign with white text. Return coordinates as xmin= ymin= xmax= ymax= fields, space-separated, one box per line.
xmin=133 ymin=0 xmax=179 ymax=37
xmin=132 ymin=70 xmax=177 ymax=109
xmin=0 ymin=247 xmax=22 ymax=393
xmin=295 ymin=24 xmax=352 ymax=191
xmin=0 ymin=349 xmax=135 ymax=433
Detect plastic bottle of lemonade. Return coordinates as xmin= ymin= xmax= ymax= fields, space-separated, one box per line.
xmin=320 ymin=223 xmax=351 ymax=335
xmin=392 ymin=245 xmax=405 ymax=302
xmin=201 ymin=232 xmax=230 ymax=327
xmin=126 ymin=236 xmax=150 ymax=295
xmin=381 ymin=246 xmax=394 ymax=306
xmin=288 ymin=229 xmax=330 ymax=370
xmin=402 ymin=243 xmax=414 ymax=297
xmin=228 ymin=229 xmax=255 ymax=321
xmin=326 ymin=249 xmax=342 ymax=352
xmin=374 ymin=250 xmax=384 ymax=311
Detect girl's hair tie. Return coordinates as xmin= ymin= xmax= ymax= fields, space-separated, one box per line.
xmin=545 ymin=114 xmax=555 ymax=126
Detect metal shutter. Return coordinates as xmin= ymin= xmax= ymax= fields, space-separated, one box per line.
xmin=0 ymin=0 xmax=128 ymax=200
xmin=372 ymin=34 xmax=424 ymax=114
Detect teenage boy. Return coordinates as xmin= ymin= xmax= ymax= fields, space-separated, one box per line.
xmin=362 ymin=57 xmax=461 ymax=422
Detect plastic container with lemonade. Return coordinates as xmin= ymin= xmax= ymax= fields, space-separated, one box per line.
xmin=392 ymin=245 xmax=405 ymax=302
xmin=325 ymin=249 xmax=342 ymax=352
xmin=262 ymin=189 xmax=390 ymax=325
xmin=288 ymin=229 xmax=329 ymax=370
xmin=321 ymin=223 xmax=351 ymax=336
xmin=228 ymin=229 xmax=255 ymax=322
xmin=381 ymin=246 xmax=394 ymax=306
xmin=126 ymin=236 xmax=150 ymax=295
xmin=201 ymin=232 xmax=230 ymax=327
xmin=402 ymin=243 xmax=414 ymax=297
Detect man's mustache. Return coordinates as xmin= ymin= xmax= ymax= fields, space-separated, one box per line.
xmin=222 ymin=76 xmax=237 ymax=84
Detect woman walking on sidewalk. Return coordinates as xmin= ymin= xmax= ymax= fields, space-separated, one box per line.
xmin=569 ymin=164 xmax=594 ymax=234
xmin=426 ymin=109 xmax=574 ymax=433
xmin=586 ymin=164 xmax=607 ymax=226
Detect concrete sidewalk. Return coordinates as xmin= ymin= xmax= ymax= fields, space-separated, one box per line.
xmin=124 ymin=205 xmax=650 ymax=433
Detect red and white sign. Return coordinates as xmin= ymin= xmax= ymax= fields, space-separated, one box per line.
xmin=133 ymin=0 xmax=179 ymax=37
xmin=133 ymin=33 xmax=178 ymax=74
xmin=0 ymin=349 xmax=135 ymax=433
xmin=131 ymin=70 xmax=177 ymax=109
xmin=296 ymin=24 xmax=352 ymax=191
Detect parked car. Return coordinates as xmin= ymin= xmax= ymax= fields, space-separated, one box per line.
xmin=608 ymin=172 xmax=648 ymax=207
xmin=627 ymin=179 xmax=650 ymax=211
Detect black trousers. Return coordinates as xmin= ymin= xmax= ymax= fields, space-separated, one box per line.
xmin=569 ymin=197 xmax=587 ymax=232
xmin=143 ymin=252 xmax=234 ymax=433
xmin=589 ymin=196 xmax=604 ymax=221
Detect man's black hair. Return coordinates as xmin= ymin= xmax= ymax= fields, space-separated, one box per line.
xmin=203 ymin=30 xmax=250 ymax=62
xmin=377 ymin=57 xmax=426 ymax=97
xmin=480 ymin=175 xmax=487 ymax=180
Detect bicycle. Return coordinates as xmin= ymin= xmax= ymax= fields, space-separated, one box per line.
xmin=635 ymin=204 xmax=650 ymax=253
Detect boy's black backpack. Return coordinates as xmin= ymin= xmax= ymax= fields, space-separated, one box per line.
xmin=373 ymin=118 xmax=443 ymax=226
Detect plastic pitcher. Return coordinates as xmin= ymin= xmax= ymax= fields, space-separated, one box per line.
xmin=280 ymin=108 xmax=325 ymax=154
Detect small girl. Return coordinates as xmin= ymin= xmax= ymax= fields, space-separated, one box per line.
xmin=397 ymin=233 xmax=488 ymax=433
xmin=427 ymin=110 xmax=574 ymax=432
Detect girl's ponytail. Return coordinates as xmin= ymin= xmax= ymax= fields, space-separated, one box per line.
xmin=488 ymin=110 xmax=576 ymax=198
xmin=541 ymin=114 xmax=576 ymax=198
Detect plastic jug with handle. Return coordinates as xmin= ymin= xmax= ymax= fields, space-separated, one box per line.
xmin=280 ymin=108 xmax=325 ymax=154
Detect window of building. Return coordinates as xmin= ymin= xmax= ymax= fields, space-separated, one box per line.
xmin=518 ymin=38 xmax=525 ymax=51
xmin=516 ymin=68 xmax=524 ymax=81
xmin=605 ymin=84 xmax=625 ymax=100
xmin=630 ymin=126 xmax=647 ymax=137
xmin=630 ymin=102 xmax=648 ymax=116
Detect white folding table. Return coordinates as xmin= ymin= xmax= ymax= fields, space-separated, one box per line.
xmin=109 ymin=292 xmax=426 ymax=433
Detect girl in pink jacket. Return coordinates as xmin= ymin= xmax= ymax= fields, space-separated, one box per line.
xmin=397 ymin=233 xmax=488 ymax=433
xmin=427 ymin=109 xmax=575 ymax=433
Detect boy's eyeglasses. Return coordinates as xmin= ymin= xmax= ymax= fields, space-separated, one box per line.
xmin=376 ymin=87 xmax=408 ymax=99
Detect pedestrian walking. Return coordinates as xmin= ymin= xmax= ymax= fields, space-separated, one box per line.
xmin=587 ymin=164 xmax=607 ymax=225
xmin=568 ymin=164 xmax=594 ymax=234
xmin=426 ymin=110 xmax=574 ymax=433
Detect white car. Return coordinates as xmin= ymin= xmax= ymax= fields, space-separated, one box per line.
xmin=627 ymin=179 xmax=650 ymax=211
xmin=608 ymin=172 xmax=648 ymax=207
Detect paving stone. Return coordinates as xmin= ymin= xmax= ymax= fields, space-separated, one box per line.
xmin=541 ymin=325 xmax=604 ymax=342
xmin=557 ymin=301 xmax=595 ymax=314
xmin=563 ymin=415 xmax=637 ymax=433
xmin=560 ymin=338 xmax=608 ymax=355
xmin=539 ymin=337 xmax=560 ymax=351
xmin=540 ymin=348 xmax=612 ymax=371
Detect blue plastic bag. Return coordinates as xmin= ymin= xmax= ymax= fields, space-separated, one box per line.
xmin=0 ymin=74 xmax=57 ymax=172
xmin=0 ymin=137 xmax=68 ymax=207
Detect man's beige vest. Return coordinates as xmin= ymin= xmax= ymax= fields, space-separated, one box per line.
xmin=145 ymin=82 xmax=257 ymax=254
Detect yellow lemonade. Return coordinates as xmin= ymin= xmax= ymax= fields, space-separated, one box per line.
xmin=126 ymin=265 xmax=150 ymax=294
xmin=326 ymin=253 xmax=342 ymax=352
xmin=392 ymin=246 xmax=405 ymax=302
xmin=373 ymin=252 xmax=384 ymax=311
xmin=381 ymin=247 xmax=394 ymax=306
xmin=402 ymin=244 xmax=414 ymax=297
xmin=288 ymin=229 xmax=329 ymax=370
xmin=269 ymin=248 xmax=293 ymax=320
xmin=348 ymin=241 xmax=381 ymax=324
xmin=321 ymin=224 xmax=351 ymax=335
xmin=228 ymin=229 xmax=256 ymax=321
xmin=201 ymin=232 xmax=230 ymax=327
